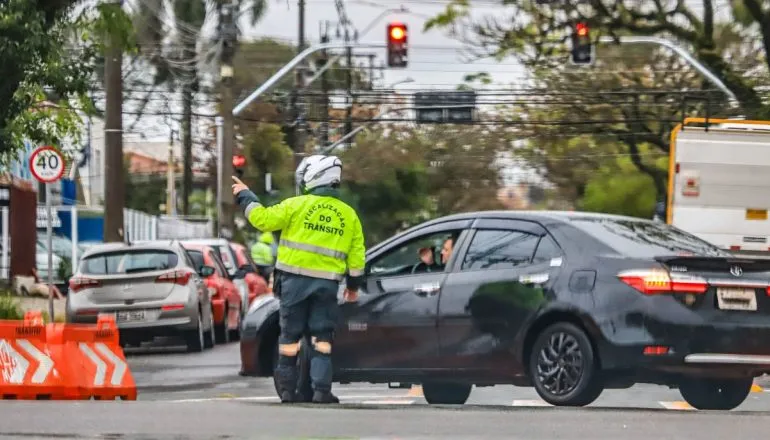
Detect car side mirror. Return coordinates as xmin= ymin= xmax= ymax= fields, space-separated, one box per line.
xmin=239 ymin=264 xmax=255 ymax=274
xmin=198 ymin=265 xmax=215 ymax=277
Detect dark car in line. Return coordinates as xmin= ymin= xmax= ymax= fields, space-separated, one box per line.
xmin=239 ymin=210 xmax=770 ymax=410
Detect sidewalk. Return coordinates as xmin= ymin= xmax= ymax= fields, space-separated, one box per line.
xmin=17 ymin=296 xmax=66 ymax=321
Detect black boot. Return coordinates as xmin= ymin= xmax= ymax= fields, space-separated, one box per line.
xmin=312 ymin=390 xmax=340 ymax=404
xmin=274 ymin=363 xmax=298 ymax=404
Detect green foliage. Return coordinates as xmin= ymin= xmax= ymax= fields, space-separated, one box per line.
xmin=0 ymin=0 xmax=97 ymax=164
xmin=240 ymin=123 xmax=294 ymax=194
xmin=0 ymin=292 xmax=23 ymax=320
xmin=580 ymin=171 xmax=657 ymax=219
xmin=123 ymin=159 xmax=167 ymax=215
xmin=57 ymin=256 xmax=73 ymax=282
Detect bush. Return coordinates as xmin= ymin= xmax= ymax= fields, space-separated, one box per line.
xmin=0 ymin=292 xmax=24 ymax=320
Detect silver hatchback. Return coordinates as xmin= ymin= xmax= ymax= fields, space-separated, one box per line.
xmin=65 ymin=241 xmax=216 ymax=352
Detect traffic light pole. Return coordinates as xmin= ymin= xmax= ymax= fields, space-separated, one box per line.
xmin=599 ymin=36 xmax=738 ymax=108
xmin=233 ymin=42 xmax=387 ymax=117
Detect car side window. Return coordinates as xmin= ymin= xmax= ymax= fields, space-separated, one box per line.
xmin=209 ymin=251 xmax=228 ymax=277
xmin=462 ymin=229 xmax=539 ymax=271
xmin=368 ymin=230 xmax=463 ymax=277
xmin=532 ymin=235 xmax=562 ymax=264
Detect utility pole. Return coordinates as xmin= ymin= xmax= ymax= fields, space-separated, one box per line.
xmin=367 ymin=54 xmax=375 ymax=90
xmin=166 ymin=129 xmax=176 ymax=216
xmin=319 ymin=21 xmax=330 ymax=147
xmin=103 ymin=0 xmax=125 ymax=243
xmin=217 ymin=0 xmax=237 ymax=239
xmin=290 ymin=0 xmax=307 ymax=170
xmin=343 ymin=27 xmax=354 ymax=149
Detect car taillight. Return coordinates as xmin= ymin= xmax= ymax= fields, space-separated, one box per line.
xmin=617 ymin=269 xmax=708 ymax=295
xmin=155 ymin=270 xmax=192 ymax=286
xmin=69 ymin=277 xmax=101 ymax=293
xmin=766 ymin=286 xmax=770 ymax=296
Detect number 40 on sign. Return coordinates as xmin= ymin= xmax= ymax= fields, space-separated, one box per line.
xmin=29 ymin=146 xmax=65 ymax=184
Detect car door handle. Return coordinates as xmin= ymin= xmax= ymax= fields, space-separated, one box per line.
xmin=413 ymin=282 xmax=440 ymax=297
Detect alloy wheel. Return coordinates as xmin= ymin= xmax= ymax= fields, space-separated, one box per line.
xmin=536 ymin=332 xmax=584 ymax=396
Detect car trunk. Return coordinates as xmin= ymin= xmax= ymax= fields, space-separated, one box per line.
xmin=83 ymin=270 xmax=177 ymax=305
xmin=656 ymin=255 xmax=770 ymax=317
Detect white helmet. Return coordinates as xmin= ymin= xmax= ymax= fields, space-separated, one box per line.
xmin=295 ymin=155 xmax=342 ymax=192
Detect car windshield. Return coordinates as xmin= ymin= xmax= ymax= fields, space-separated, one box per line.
xmin=80 ymin=250 xmax=179 ymax=275
xmin=186 ymin=249 xmax=204 ymax=272
xmin=570 ymin=217 xmax=731 ymax=259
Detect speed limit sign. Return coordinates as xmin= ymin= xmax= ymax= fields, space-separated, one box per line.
xmin=29 ymin=146 xmax=65 ymax=183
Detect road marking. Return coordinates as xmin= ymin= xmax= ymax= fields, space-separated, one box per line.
xmin=407 ymin=385 xmax=423 ymax=397
xmin=512 ymin=399 xmax=552 ymax=407
xmin=659 ymin=401 xmax=695 ymax=410
xmin=169 ymin=393 xmax=413 ymax=403
xmin=359 ymin=399 xmax=415 ymax=405
xmin=16 ymin=339 xmax=53 ymax=384
xmin=751 ymin=383 xmax=763 ymax=393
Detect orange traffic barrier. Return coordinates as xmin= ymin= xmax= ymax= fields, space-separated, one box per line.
xmin=47 ymin=314 xmax=136 ymax=400
xmin=0 ymin=311 xmax=64 ymax=400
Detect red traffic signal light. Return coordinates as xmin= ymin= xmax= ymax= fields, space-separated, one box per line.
xmin=387 ymin=22 xmax=408 ymax=68
xmin=575 ymin=22 xmax=589 ymax=37
xmin=233 ymin=154 xmax=246 ymax=167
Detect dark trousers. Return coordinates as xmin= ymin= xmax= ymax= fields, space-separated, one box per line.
xmin=273 ymin=272 xmax=340 ymax=394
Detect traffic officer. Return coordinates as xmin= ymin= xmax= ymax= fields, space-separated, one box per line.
xmin=231 ymin=154 xmax=366 ymax=404
xmin=251 ymin=231 xmax=275 ymax=280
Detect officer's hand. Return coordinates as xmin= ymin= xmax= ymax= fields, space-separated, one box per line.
xmin=343 ymin=288 xmax=359 ymax=303
xmin=231 ymin=176 xmax=249 ymax=195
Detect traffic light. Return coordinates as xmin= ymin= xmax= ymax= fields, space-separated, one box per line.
xmin=570 ymin=22 xmax=594 ymax=65
xmin=233 ymin=154 xmax=246 ymax=178
xmin=387 ymin=22 xmax=408 ymax=68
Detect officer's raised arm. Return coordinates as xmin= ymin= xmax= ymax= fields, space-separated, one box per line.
xmin=232 ymin=176 xmax=292 ymax=232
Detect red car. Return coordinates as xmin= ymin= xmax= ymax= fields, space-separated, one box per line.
xmin=230 ymin=243 xmax=269 ymax=306
xmin=183 ymin=243 xmax=242 ymax=343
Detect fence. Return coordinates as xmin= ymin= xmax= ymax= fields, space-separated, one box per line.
xmin=1 ymin=205 xmax=213 ymax=283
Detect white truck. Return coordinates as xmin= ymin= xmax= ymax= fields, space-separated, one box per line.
xmin=666 ymin=117 xmax=770 ymax=257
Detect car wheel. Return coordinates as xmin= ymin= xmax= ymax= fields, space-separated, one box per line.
xmin=422 ymin=382 xmax=472 ymax=405
xmin=215 ymin=306 xmax=231 ymax=344
xmin=204 ymin=307 xmax=216 ymax=349
xmin=528 ymin=322 xmax=603 ymax=406
xmin=229 ymin=307 xmax=243 ymax=342
xmin=271 ymin=336 xmax=313 ymax=402
xmin=185 ymin=313 xmax=204 ymax=353
xmin=679 ymin=377 xmax=752 ymax=410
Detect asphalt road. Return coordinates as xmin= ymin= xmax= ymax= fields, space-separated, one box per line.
xmin=2 ymin=340 xmax=770 ymax=439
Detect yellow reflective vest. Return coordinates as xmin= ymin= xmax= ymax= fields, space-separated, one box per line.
xmin=244 ymin=193 xmax=365 ymax=282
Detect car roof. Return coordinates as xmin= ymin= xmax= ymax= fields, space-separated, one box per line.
xmin=183 ymin=238 xmax=230 ymax=245
xmin=79 ymin=241 xmax=181 ymax=259
xmin=411 ymin=210 xmax=655 ymax=229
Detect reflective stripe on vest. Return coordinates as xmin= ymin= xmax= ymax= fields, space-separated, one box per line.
xmin=275 ymin=261 xmax=344 ymax=281
xmin=279 ymin=238 xmax=347 ymax=261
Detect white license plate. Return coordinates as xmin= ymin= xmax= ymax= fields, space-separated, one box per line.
xmin=716 ymin=288 xmax=757 ymax=311
xmin=116 ymin=310 xmax=146 ymax=322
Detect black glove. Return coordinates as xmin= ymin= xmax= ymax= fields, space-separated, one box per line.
xmin=235 ymin=189 xmax=260 ymax=209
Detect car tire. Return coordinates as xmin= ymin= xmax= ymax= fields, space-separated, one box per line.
xmin=229 ymin=307 xmax=243 ymax=342
xmin=422 ymin=382 xmax=472 ymax=405
xmin=272 ymin=336 xmax=313 ymax=403
xmin=204 ymin=307 xmax=216 ymax=349
xmin=185 ymin=313 xmax=205 ymax=353
xmin=679 ymin=377 xmax=752 ymax=410
xmin=215 ymin=306 xmax=231 ymax=344
xmin=528 ymin=322 xmax=603 ymax=407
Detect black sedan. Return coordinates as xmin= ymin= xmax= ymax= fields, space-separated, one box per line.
xmin=239 ymin=210 xmax=770 ymax=410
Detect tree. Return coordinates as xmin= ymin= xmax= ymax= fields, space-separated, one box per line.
xmin=123 ymin=159 xmax=166 ymax=215
xmin=425 ymin=0 xmax=769 ymax=118
xmin=338 ymin=123 xmax=509 ymax=244
xmin=0 ymin=0 xmax=95 ymax=162
xmin=426 ymin=1 xmax=760 ymax=214
xmin=133 ymin=0 xmax=268 ymax=216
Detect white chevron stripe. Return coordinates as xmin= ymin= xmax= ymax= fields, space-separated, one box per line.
xmin=15 ymin=339 xmax=53 ymax=384
xmin=79 ymin=342 xmax=106 ymax=386
xmin=0 ymin=339 xmax=29 ymax=384
xmin=95 ymin=342 xmax=127 ymax=386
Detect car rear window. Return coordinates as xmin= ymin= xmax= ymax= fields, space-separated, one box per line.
xmin=570 ymin=217 xmax=730 ymax=258
xmin=80 ymin=250 xmax=179 ymax=275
